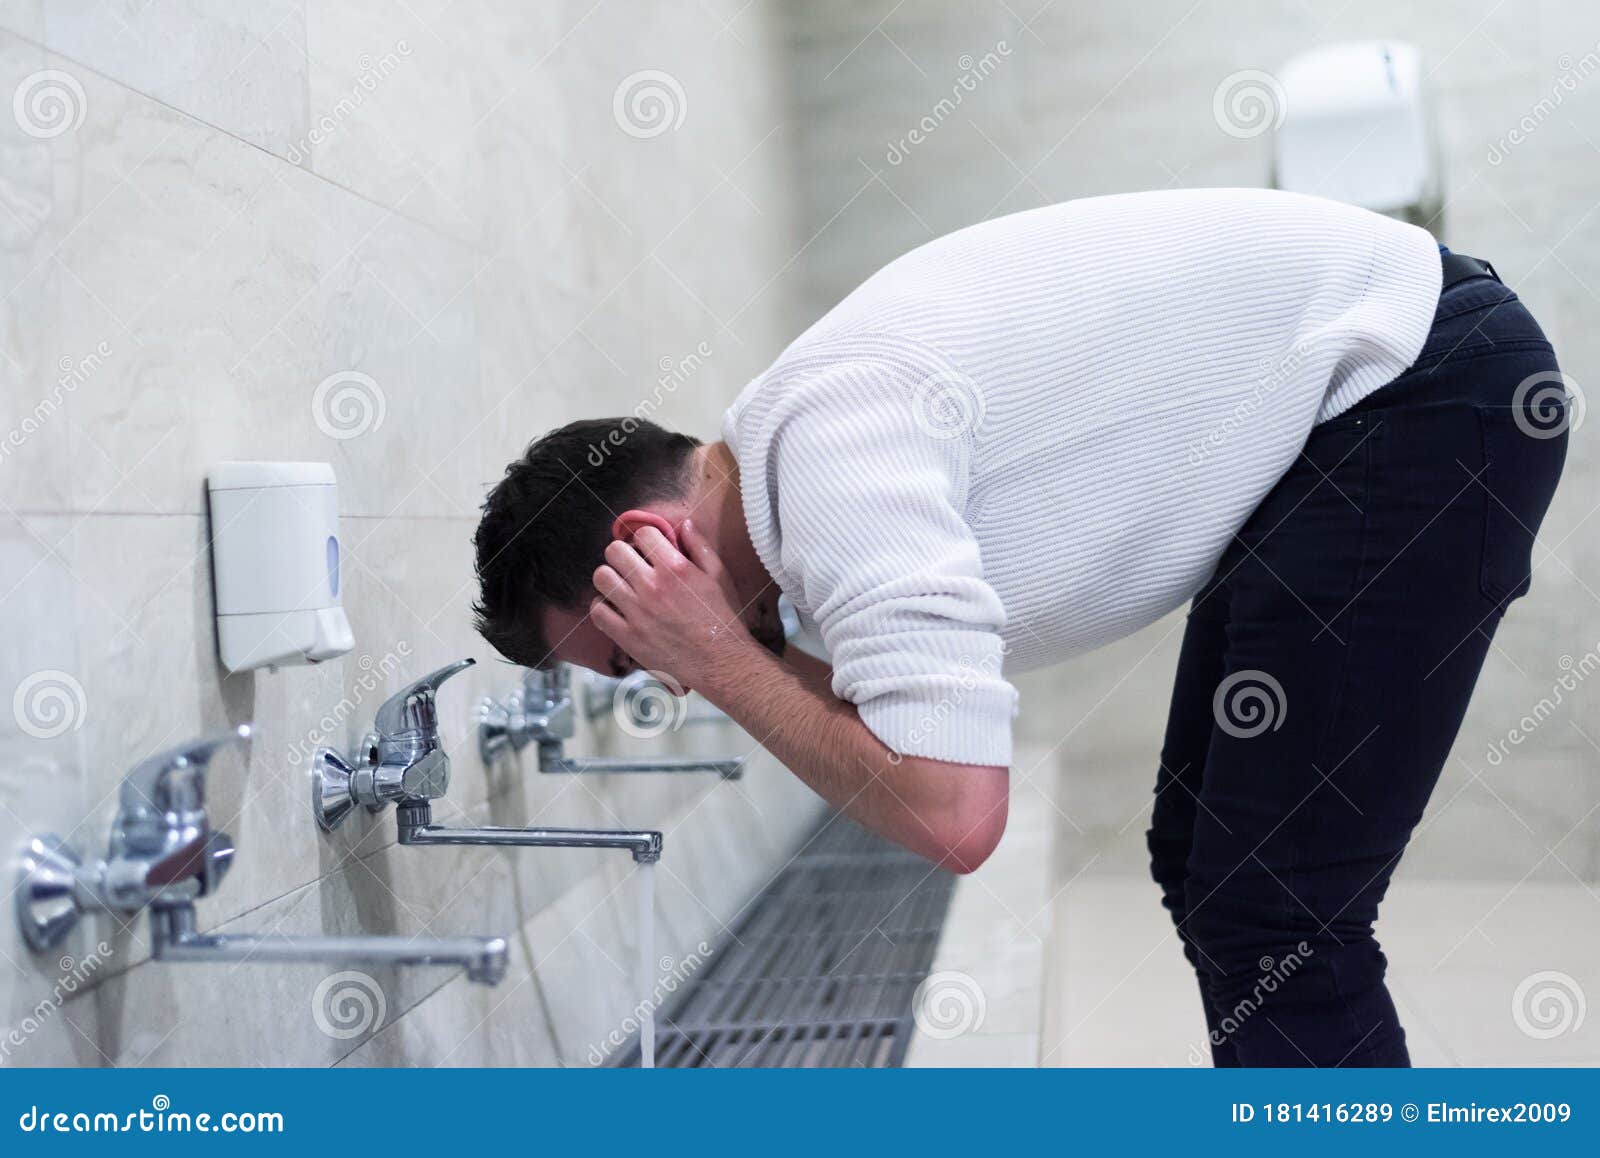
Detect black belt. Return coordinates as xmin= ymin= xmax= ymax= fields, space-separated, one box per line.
xmin=1441 ymin=250 xmax=1499 ymax=290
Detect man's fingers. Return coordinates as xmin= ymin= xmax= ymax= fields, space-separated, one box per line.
xmin=603 ymin=538 xmax=651 ymax=584
xmin=590 ymin=597 xmax=628 ymax=642
xmin=631 ymin=524 xmax=686 ymax=569
xmin=592 ymin=565 xmax=634 ymax=606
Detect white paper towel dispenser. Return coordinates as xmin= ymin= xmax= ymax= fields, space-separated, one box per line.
xmin=207 ymin=461 xmax=354 ymax=672
xmin=1272 ymin=41 xmax=1442 ymax=231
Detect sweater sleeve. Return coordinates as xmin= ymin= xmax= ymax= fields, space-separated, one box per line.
xmin=765 ymin=360 xmax=1017 ymax=767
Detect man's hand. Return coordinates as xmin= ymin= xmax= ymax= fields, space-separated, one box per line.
xmin=589 ymin=519 xmax=756 ymax=691
xmin=592 ymin=518 xmax=1008 ymax=875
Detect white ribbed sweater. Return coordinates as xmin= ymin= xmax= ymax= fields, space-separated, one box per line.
xmin=723 ymin=189 xmax=1442 ymax=766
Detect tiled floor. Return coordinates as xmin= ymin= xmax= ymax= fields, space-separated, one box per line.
xmin=903 ymin=757 xmax=1055 ymax=1067
xmin=1043 ymin=876 xmax=1600 ymax=1067
xmin=906 ymin=738 xmax=1598 ymax=1068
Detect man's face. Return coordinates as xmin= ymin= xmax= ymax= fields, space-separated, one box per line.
xmin=541 ymin=601 xmax=634 ymax=678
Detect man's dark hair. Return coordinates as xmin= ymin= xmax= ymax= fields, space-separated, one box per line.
xmin=473 ymin=418 xmax=701 ymax=668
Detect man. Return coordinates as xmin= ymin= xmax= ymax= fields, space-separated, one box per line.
xmin=473 ymin=188 xmax=1568 ymax=1066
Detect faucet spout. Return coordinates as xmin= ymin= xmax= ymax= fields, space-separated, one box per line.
xmin=15 ymin=724 xmax=514 ymax=989
xmin=395 ymin=803 xmax=662 ymax=863
xmin=475 ymin=665 xmax=747 ymax=778
xmin=538 ymin=747 xmax=744 ymax=779
xmin=150 ymin=907 xmax=508 ymax=985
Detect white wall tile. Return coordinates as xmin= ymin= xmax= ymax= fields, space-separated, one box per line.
xmin=0 ymin=0 xmax=812 ymax=1068
xmin=25 ymin=1 xmax=310 ymax=158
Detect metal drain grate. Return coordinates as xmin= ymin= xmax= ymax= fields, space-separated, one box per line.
xmin=620 ymin=813 xmax=956 ymax=1067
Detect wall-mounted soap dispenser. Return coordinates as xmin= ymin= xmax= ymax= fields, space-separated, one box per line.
xmin=207 ymin=462 xmax=354 ymax=672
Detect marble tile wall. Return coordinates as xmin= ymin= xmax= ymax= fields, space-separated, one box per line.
xmin=0 ymin=1 xmax=826 ymax=1066
xmin=776 ymin=0 xmax=1600 ymax=885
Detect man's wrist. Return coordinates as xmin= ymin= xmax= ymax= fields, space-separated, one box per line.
xmin=695 ymin=631 xmax=778 ymax=708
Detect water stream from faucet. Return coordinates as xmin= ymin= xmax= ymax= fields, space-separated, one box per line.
xmin=638 ymin=861 xmax=656 ymax=1068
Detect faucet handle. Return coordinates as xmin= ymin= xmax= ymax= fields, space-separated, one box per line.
xmin=372 ymin=658 xmax=475 ymax=740
xmin=115 ymin=725 xmax=252 ymax=859
xmin=584 ymin=669 xmax=730 ymax=728
xmin=521 ymin=666 xmax=575 ymax=740
xmin=121 ymin=724 xmax=253 ymax=814
xmin=522 ymin=665 xmax=570 ymax=704
xmin=579 ymin=670 xmax=621 ymax=720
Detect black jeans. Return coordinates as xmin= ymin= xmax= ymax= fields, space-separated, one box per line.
xmin=1147 ymin=270 xmax=1569 ymax=1067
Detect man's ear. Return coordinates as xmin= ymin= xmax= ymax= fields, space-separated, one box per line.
xmin=612 ymin=509 xmax=679 ymax=547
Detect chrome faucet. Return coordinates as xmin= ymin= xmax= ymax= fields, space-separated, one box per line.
xmin=15 ymin=725 xmax=509 ymax=985
xmin=477 ymin=666 xmax=744 ymax=779
xmin=313 ymin=658 xmax=473 ymax=831
xmin=581 ymin=669 xmax=731 ymax=727
xmin=314 ymin=659 xmax=663 ymax=863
